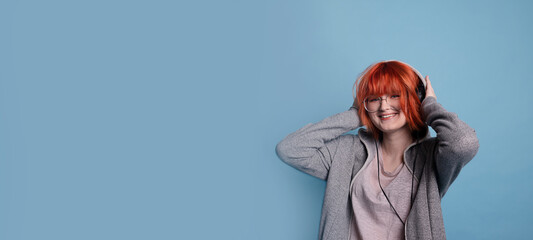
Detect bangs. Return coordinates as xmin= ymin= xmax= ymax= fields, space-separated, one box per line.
xmin=366 ymin=70 xmax=405 ymax=96
xmin=361 ymin=62 xmax=414 ymax=98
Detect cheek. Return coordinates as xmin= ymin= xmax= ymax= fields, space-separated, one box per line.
xmin=399 ymin=113 xmax=409 ymax=125
xmin=368 ymin=114 xmax=380 ymax=124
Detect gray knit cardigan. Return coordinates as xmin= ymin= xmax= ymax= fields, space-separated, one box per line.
xmin=275 ymin=97 xmax=479 ymax=240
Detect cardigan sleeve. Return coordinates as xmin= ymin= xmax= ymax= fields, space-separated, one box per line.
xmin=422 ymin=96 xmax=480 ymax=197
xmin=275 ymin=108 xmax=361 ymax=180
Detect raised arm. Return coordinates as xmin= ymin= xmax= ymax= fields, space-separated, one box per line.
xmin=422 ymin=96 xmax=480 ymax=197
xmin=275 ymin=107 xmax=361 ymax=180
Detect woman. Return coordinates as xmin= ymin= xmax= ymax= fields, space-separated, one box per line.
xmin=275 ymin=60 xmax=479 ymax=240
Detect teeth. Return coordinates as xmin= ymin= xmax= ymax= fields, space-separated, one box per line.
xmin=380 ymin=114 xmax=395 ymax=118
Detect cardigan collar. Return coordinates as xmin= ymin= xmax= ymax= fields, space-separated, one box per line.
xmin=356 ymin=128 xmax=431 ymax=177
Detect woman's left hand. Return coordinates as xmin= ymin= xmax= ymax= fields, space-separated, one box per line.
xmin=425 ymin=76 xmax=437 ymax=100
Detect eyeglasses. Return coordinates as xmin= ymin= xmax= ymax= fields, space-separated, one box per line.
xmin=363 ymin=94 xmax=401 ymax=113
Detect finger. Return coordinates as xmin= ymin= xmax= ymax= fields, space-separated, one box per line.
xmin=425 ymin=76 xmax=431 ymax=86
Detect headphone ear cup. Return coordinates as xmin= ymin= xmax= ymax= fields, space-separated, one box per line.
xmin=416 ymin=77 xmax=426 ymax=102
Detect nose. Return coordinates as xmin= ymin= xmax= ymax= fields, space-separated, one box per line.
xmin=378 ymin=96 xmax=391 ymax=111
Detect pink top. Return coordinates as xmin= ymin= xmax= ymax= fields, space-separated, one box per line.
xmin=349 ymin=144 xmax=418 ymax=240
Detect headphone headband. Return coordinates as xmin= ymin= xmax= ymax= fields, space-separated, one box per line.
xmin=382 ymin=60 xmax=426 ymax=88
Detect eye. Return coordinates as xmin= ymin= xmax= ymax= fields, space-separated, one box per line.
xmin=367 ymin=97 xmax=380 ymax=103
xmin=390 ymin=94 xmax=400 ymax=99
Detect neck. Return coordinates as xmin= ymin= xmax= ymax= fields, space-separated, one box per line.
xmin=380 ymin=127 xmax=414 ymax=167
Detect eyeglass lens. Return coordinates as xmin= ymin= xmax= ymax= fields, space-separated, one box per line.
xmin=364 ymin=95 xmax=400 ymax=112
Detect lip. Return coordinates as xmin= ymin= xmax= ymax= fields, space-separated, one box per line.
xmin=378 ymin=113 xmax=398 ymax=120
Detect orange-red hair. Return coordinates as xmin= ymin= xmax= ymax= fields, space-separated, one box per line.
xmin=352 ymin=61 xmax=428 ymax=140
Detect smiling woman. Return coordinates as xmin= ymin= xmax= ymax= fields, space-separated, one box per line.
xmin=354 ymin=61 xmax=428 ymax=141
xmin=275 ymin=60 xmax=479 ymax=240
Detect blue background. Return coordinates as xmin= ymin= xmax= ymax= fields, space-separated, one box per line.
xmin=1 ymin=0 xmax=532 ymax=239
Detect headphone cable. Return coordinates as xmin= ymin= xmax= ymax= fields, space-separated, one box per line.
xmin=375 ymin=139 xmax=419 ymax=226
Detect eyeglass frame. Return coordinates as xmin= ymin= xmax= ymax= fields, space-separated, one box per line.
xmin=363 ymin=94 xmax=401 ymax=113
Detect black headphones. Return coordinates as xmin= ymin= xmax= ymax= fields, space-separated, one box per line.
xmin=413 ymin=67 xmax=427 ymax=103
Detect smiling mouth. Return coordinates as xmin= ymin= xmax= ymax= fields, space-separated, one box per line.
xmin=379 ymin=113 xmax=398 ymax=120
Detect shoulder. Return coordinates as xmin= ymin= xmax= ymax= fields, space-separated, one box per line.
xmin=328 ymin=133 xmax=360 ymax=152
xmin=324 ymin=133 xmax=366 ymax=158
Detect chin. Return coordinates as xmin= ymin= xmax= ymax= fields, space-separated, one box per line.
xmin=373 ymin=122 xmax=410 ymax=134
xmin=370 ymin=115 xmax=409 ymax=134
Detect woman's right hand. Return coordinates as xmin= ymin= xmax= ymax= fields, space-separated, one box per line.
xmin=425 ymin=76 xmax=437 ymax=100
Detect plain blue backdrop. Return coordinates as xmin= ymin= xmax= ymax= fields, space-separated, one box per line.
xmin=1 ymin=0 xmax=532 ymax=239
